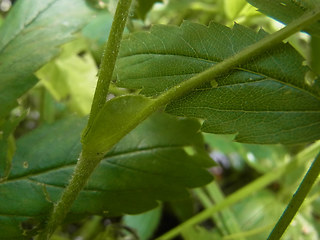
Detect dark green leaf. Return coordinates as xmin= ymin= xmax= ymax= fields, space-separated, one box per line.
xmin=116 ymin=21 xmax=320 ymax=144
xmin=133 ymin=0 xmax=162 ymax=20
xmin=0 ymin=110 xmax=26 ymax=180
xmin=0 ymin=0 xmax=95 ymax=118
xmin=311 ymin=35 xmax=320 ymax=75
xmin=246 ymin=0 xmax=320 ymax=36
xmin=0 ymin=113 xmax=212 ymax=239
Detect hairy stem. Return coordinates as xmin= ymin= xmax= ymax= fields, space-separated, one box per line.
xmin=267 ymin=152 xmax=320 ymax=240
xmin=106 ymin=7 xmax=320 ymax=159
xmin=38 ymin=7 xmax=320 ymax=240
xmin=37 ymin=0 xmax=132 ymax=239
xmin=86 ymin=0 xmax=132 ymax=129
xmin=37 ymin=154 xmax=101 ymax=239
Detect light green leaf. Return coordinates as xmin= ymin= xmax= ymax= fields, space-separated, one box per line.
xmin=116 ymin=21 xmax=320 ymax=144
xmin=232 ymin=190 xmax=318 ymax=240
xmin=82 ymin=11 xmax=113 ymax=45
xmin=36 ymin=39 xmax=98 ymax=116
xmin=123 ymin=206 xmax=162 ymax=240
xmin=0 ymin=0 xmax=95 ymax=118
xmin=182 ymin=226 xmax=220 ymax=240
xmin=246 ymin=0 xmax=320 ymax=36
xmin=224 ymin=0 xmax=248 ymax=20
xmin=82 ymin=95 xmax=154 ymax=155
xmin=0 ymin=113 xmax=213 ymax=239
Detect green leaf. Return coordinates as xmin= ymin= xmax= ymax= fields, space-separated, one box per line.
xmin=133 ymin=0 xmax=162 ymax=20
xmin=82 ymin=11 xmax=113 ymax=45
xmin=0 ymin=0 xmax=95 ymax=118
xmin=311 ymin=35 xmax=320 ymax=75
xmin=0 ymin=113 xmax=213 ymax=239
xmin=224 ymin=0 xmax=247 ymax=20
xmin=232 ymin=190 xmax=318 ymax=240
xmin=0 ymin=110 xmax=26 ymax=181
xmin=82 ymin=95 xmax=154 ymax=155
xmin=181 ymin=226 xmax=220 ymax=240
xmin=246 ymin=0 xmax=320 ymax=37
xmin=123 ymin=206 xmax=162 ymax=240
xmin=36 ymin=39 xmax=98 ymax=116
xmin=116 ymin=21 xmax=320 ymax=144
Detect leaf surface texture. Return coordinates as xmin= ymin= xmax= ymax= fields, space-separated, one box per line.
xmin=116 ymin=21 xmax=320 ymax=144
xmin=0 ymin=114 xmax=212 ymax=239
xmin=0 ymin=0 xmax=95 ymax=118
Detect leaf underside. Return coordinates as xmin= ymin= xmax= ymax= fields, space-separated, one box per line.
xmin=0 ymin=0 xmax=95 ymax=118
xmin=0 ymin=113 xmax=213 ymax=239
xmin=116 ymin=21 xmax=320 ymax=144
xmin=247 ymin=0 xmax=320 ymax=37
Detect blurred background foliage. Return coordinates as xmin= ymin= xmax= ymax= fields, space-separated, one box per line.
xmin=1 ymin=0 xmax=320 ymax=239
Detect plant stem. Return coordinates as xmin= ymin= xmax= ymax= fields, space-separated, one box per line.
xmin=86 ymin=0 xmax=132 ymax=129
xmin=37 ymin=154 xmax=101 ymax=239
xmin=105 ymin=7 xmax=320 ymax=159
xmin=156 ymin=142 xmax=320 ymax=240
xmin=267 ymin=152 xmax=320 ymax=240
xmin=37 ymin=0 xmax=132 ymax=239
xmin=193 ymin=189 xmax=222 ymax=232
xmin=38 ymin=7 xmax=320 ymax=239
xmin=206 ymin=182 xmax=246 ymax=240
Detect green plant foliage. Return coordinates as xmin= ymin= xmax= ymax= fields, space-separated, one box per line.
xmin=0 ymin=113 xmax=213 ymax=239
xmin=311 ymin=35 xmax=320 ymax=75
xmin=0 ymin=110 xmax=26 ymax=180
xmin=36 ymin=39 xmax=98 ymax=116
xmin=82 ymin=11 xmax=114 ymax=61
xmin=247 ymin=0 xmax=320 ymax=36
xmin=123 ymin=206 xmax=162 ymax=240
xmin=181 ymin=226 xmax=219 ymax=240
xmin=116 ymin=21 xmax=320 ymax=144
xmin=133 ymin=0 xmax=162 ymax=20
xmin=224 ymin=0 xmax=247 ymax=20
xmin=0 ymin=0 xmax=95 ymax=119
xmin=232 ymin=190 xmax=318 ymax=240
xmin=204 ymin=133 xmax=288 ymax=173
xmin=82 ymin=95 xmax=154 ymax=155
xmin=82 ymin=11 xmax=113 ymax=45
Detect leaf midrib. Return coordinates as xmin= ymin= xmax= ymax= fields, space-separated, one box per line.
xmin=0 ymin=0 xmax=55 ymax=56
xmin=120 ymin=53 xmax=319 ymax=101
xmin=6 ymin=145 xmax=194 ymax=182
xmin=168 ymin=106 xmax=320 ymax=113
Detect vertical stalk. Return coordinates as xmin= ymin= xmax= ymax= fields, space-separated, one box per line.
xmin=37 ymin=0 xmax=133 ymax=239
xmin=37 ymin=154 xmax=101 ymax=239
xmin=86 ymin=0 xmax=132 ymax=129
xmin=37 ymin=6 xmax=320 ymax=239
xmin=267 ymin=153 xmax=320 ymax=240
